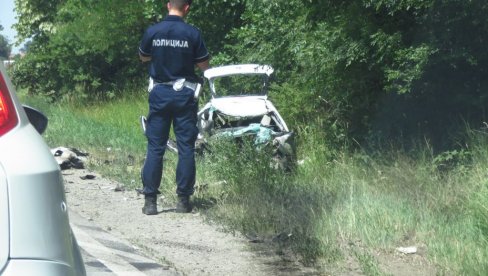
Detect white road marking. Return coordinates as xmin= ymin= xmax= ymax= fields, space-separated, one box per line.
xmin=71 ymin=224 xmax=147 ymax=276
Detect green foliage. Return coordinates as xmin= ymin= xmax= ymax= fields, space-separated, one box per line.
xmin=11 ymin=0 xmax=488 ymax=148
xmin=7 ymin=0 xmax=483 ymax=147
xmin=14 ymin=0 xmax=63 ymax=42
xmin=465 ymin=128 xmax=488 ymax=241
xmin=12 ymin=0 xmax=151 ymax=98
xmin=363 ymin=0 xmax=433 ymax=13
xmin=11 ymin=42 xmax=61 ymax=95
xmin=384 ymin=44 xmax=435 ymax=94
xmin=20 ymin=90 xmax=149 ymax=191
xmin=12 ymin=0 xmax=247 ymax=100
xmin=187 ymin=0 xmax=246 ymax=54
xmin=200 ymin=138 xmax=333 ymax=263
xmin=0 ymin=24 xmax=11 ymax=59
xmin=0 ymin=36 xmax=10 ymax=60
xmin=220 ymin=0 xmax=488 ymax=148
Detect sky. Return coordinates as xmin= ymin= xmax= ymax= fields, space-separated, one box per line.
xmin=0 ymin=0 xmax=21 ymax=54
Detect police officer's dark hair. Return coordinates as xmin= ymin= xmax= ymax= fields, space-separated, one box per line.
xmin=169 ymin=0 xmax=192 ymax=10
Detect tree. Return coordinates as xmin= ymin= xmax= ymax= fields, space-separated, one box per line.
xmin=12 ymin=0 xmax=248 ymax=99
xmin=0 ymin=24 xmax=12 ymax=60
xmin=13 ymin=0 xmax=63 ymax=42
xmin=12 ymin=0 xmax=151 ymax=98
xmin=186 ymin=0 xmax=246 ymax=59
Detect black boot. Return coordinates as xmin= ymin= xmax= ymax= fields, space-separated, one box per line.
xmin=142 ymin=195 xmax=158 ymax=215
xmin=175 ymin=195 xmax=192 ymax=213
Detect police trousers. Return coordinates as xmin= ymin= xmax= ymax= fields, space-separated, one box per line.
xmin=141 ymin=84 xmax=198 ymax=197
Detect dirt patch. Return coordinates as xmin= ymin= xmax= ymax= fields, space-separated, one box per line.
xmin=334 ymin=239 xmax=437 ymax=276
xmin=63 ymin=168 xmax=318 ymax=275
xmin=376 ymin=246 xmax=437 ymax=276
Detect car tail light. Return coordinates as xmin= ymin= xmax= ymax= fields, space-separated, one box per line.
xmin=0 ymin=72 xmax=18 ymax=137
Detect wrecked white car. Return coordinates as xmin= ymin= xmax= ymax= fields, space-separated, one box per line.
xmin=141 ymin=64 xmax=296 ymax=169
xmin=197 ymin=64 xmax=295 ymax=169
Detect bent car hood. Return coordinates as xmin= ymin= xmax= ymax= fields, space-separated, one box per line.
xmin=206 ymin=96 xmax=270 ymax=117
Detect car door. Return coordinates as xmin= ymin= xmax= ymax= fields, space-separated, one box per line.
xmin=0 ymin=165 xmax=9 ymax=272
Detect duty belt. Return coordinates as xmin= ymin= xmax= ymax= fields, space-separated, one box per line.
xmin=156 ymin=78 xmax=198 ymax=91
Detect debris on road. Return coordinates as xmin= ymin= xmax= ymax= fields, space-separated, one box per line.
xmin=51 ymin=147 xmax=88 ymax=170
xmin=80 ymin=174 xmax=96 ymax=180
xmin=396 ymin=246 xmax=418 ymax=254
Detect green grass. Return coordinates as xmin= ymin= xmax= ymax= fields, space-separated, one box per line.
xmin=21 ymin=91 xmax=488 ymax=275
xmin=20 ymin=92 xmax=155 ymax=192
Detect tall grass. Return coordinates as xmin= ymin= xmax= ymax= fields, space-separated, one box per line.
xmin=296 ymin=130 xmax=488 ymax=274
xmin=22 ymin=92 xmax=488 ymax=274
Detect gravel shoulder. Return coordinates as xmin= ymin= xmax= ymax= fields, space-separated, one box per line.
xmin=63 ymin=168 xmax=318 ymax=276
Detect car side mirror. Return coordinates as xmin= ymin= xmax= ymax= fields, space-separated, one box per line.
xmin=23 ymin=105 xmax=48 ymax=134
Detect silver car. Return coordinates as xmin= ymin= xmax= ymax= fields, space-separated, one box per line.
xmin=0 ymin=63 xmax=85 ymax=275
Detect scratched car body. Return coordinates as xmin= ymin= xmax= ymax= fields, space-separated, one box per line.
xmin=197 ymin=64 xmax=295 ymax=169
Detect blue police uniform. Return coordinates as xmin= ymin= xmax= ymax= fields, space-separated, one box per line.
xmin=139 ymin=15 xmax=209 ymax=198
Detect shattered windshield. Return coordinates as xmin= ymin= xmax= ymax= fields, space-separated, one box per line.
xmin=212 ymin=74 xmax=268 ymax=97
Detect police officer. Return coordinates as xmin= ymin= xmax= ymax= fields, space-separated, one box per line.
xmin=139 ymin=0 xmax=210 ymax=215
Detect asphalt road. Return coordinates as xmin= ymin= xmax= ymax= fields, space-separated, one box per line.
xmin=69 ymin=210 xmax=179 ymax=276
